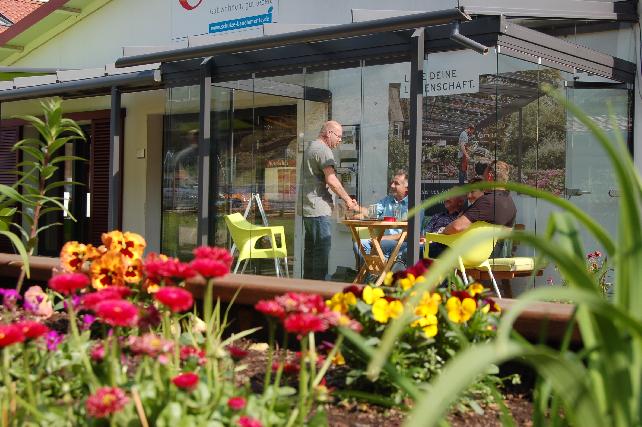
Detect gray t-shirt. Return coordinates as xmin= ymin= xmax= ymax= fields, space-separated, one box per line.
xmin=301 ymin=139 xmax=335 ymax=217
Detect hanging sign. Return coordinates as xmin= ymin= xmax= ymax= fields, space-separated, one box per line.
xmin=171 ymin=0 xmax=279 ymax=40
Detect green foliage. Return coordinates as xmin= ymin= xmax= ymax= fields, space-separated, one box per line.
xmin=335 ymin=277 xmax=502 ymax=409
xmin=348 ymin=88 xmax=642 ymax=426
xmin=11 ymin=98 xmax=86 ymax=288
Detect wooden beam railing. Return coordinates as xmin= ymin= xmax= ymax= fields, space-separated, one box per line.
xmin=0 ymin=254 xmax=578 ymax=342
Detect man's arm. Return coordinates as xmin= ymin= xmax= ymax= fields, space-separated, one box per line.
xmin=324 ymin=165 xmax=359 ymax=210
xmin=443 ymin=214 xmax=471 ymax=234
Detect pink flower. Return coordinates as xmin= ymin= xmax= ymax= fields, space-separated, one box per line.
xmin=193 ymin=246 xmax=233 ymax=267
xmin=48 ymin=273 xmax=90 ymax=295
xmin=0 ymin=324 xmax=24 ymax=347
xmin=95 ymin=299 xmax=139 ymax=327
xmin=90 ymin=342 xmax=105 ymax=361
xmin=255 ymin=300 xmax=285 ymax=319
xmin=283 ymin=313 xmax=327 ymax=335
xmin=24 ymin=286 xmax=53 ymax=318
xmin=15 ymin=321 xmax=49 ymax=341
xmin=227 ymin=396 xmax=246 ymax=411
xmin=128 ymin=333 xmax=173 ymax=358
xmin=45 ymin=330 xmax=63 ymax=351
xmin=81 ymin=288 xmax=129 ymax=310
xmin=86 ymin=386 xmax=129 ymax=418
xmin=172 ymin=372 xmax=199 ymax=391
xmin=154 ymin=286 xmax=193 ymax=312
xmin=189 ymin=258 xmax=229 ymax=278
xmin=238 ymin=416 xmax=263 ymax=427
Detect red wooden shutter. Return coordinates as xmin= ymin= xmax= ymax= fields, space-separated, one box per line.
xmin=0 ymin=126 xmax=21 ymax=253
xmin=88 ymin=119 xmax=110 ymax=247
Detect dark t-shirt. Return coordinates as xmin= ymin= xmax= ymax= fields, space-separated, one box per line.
xmin=463 ymin=190 xmax=516 ymax=227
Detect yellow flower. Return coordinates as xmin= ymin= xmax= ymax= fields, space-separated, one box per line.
xmin=362 ymin=286 xmax=384 ymax=305
xmin=372 ymin=299 xmax=403 ymax=324
xmin=123 ymin=258 xmax=143 ymax=284
xmin=446 ymin=297 xmax=476 ymax=324
xmin=467 ymin=282 xmax=485 ymax=296
xmin=412 ymin=314 xmax=438 ymax=338
xmin=383 ymin=271 xmax=394 ymax=286
xmin=326 ymin=292 xmax=357 ymax=314
xmin=415 ymin=292 xmax=442 ymax=317
xmin=332 ymin=351 xmax=346 ymax=366
xmin=101 ymin=230 xmax=146 ymax=260
xmin=90 ymin=250 xmax=126 ymax=289
xmin=60 ymin=241 xmax=100 ymax=273
xmin=397 ymin=273 xmax=426 ymax=291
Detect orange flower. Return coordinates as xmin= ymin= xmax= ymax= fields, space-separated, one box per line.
xmin=60 ymin=241 xmax=100 ymax=273
xmin=101 ymin=231 xmax=146 ymax=260
xmin=90 ymin=251 xmax=126 ymax=289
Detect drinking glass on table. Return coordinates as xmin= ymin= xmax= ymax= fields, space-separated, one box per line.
xmin=367 ymin=204 xmax=378 ymax=219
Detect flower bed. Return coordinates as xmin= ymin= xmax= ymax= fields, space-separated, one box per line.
xmin=0 ymin=230 xmax=521 ymax=426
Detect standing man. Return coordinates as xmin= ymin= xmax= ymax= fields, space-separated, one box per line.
xmin=301 ymin=120 xmax=360 ymax=280
xmin=458 ymin=124 xmax=475 ymax=184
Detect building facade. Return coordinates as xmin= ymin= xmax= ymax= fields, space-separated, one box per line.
xmin=0 ymin=0 xmax=638 ymax=294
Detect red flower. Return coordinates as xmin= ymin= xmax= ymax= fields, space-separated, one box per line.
xmin=238 ymin=416 xmax=263 ymax=427
xmin=255 ymin=299 xmax=285 ymax=319
xmin=15 ymin=321 xmax=49 ymax=340
xmin=284 ymin=313 xmax=327 ymax=335
xmin=48 ymin=273 xmax=90 ymax=295
xmin=95 ymin=299 xmax=139 ymax=327
xmin=144 ymin=253 xmax=196 ymax=281
xmin=189 ymin=258 xmax=229 ymax=278
xmin=227 ymin=345 xmax=248 ymax=360
xmin=342 ymin=285 xmax=363 ymax=299
xmin=451 ymin=290 xmax=473 ymax=301
xmin=81 ymin=287 xmax=130 ymax=310
xmin=227 ymin=396 xmax=246 ymax=411
xmin=0 ymin=324 xmax=24 ymax=347
xmin=193 ymin=246 xmax=233 ymax=267
xmin=86 ymin=386 xmax=129 ymax=418
xmin=180 ymin=345 xmax=206 ymax=365
xmin=154 ymin=286 xmax=194 ymax=312
xmin=172 ymin=372 xmax=199 ymax=391
xmin=272 ymin=361 xmax=300 ymax=374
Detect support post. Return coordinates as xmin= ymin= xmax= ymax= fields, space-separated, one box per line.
xmin=517 ymin=107 xmax=523 ymax=183
xmin=197 ymin=57 xmax=213 ymax=246
xmin=407 ymin=28 xmax=425 ymax=266
xmin=108 ymin=86 xmax=122 ymax=231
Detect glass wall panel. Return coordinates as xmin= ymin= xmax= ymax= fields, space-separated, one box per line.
xmin=211 ymin=75 xmax=303 ymax=276
xmin=161 ymin=85 xmax=200 ymax=259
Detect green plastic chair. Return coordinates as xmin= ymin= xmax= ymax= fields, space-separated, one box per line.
xmin=224 ymin=213 xmax=289 ymax=277
xmin=425 ymin=221 xmax=508 ymax=298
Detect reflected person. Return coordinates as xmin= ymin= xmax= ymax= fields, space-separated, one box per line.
xmin=301 ymin=121 xmax=360 ymax=280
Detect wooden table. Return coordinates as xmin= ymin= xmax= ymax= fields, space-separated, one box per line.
xmin=341 ymin=219 xmax=407 ymax=286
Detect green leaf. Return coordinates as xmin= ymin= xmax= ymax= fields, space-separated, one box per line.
xmin=0 ymin=230 xmax=29 ymax=278
xmin=50 ymin=155 xmax=86 ymax=165
xmin=307 ymin=406 xmax=330 ymax=427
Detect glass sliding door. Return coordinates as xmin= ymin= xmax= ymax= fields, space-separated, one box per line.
xmin=161 ymin=85 xmax=200 ymax=259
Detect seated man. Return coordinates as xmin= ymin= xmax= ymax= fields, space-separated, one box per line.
xmin=355 ymin=170 xmax=410 ymax=265
xmin=427 ymin=161 xmax=516 ymax=258
xmin=424 ymin=195 xmax=466 ymax=234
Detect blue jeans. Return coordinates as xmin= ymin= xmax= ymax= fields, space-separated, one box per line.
xmin=355 ymin=238 xmax=408 ymax=262
xmin=458 ymin=169 xmax=467 ymax=184
xmin=303 ymin=216 xmax=332 ymax=280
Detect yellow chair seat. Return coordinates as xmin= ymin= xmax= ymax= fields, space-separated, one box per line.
xmin=425 ymin=221 xmax=509 ymax=298
xmin=488 ymin=257 xmax=535 ymax=272
xmin=224 ymin=213 xmax=288 ymax=276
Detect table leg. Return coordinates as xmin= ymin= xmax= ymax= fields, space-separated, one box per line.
xmin=374 ymin=231 xmax=407 ymax=286
xmin=349 ymin=225 xmax=370 ymax=284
